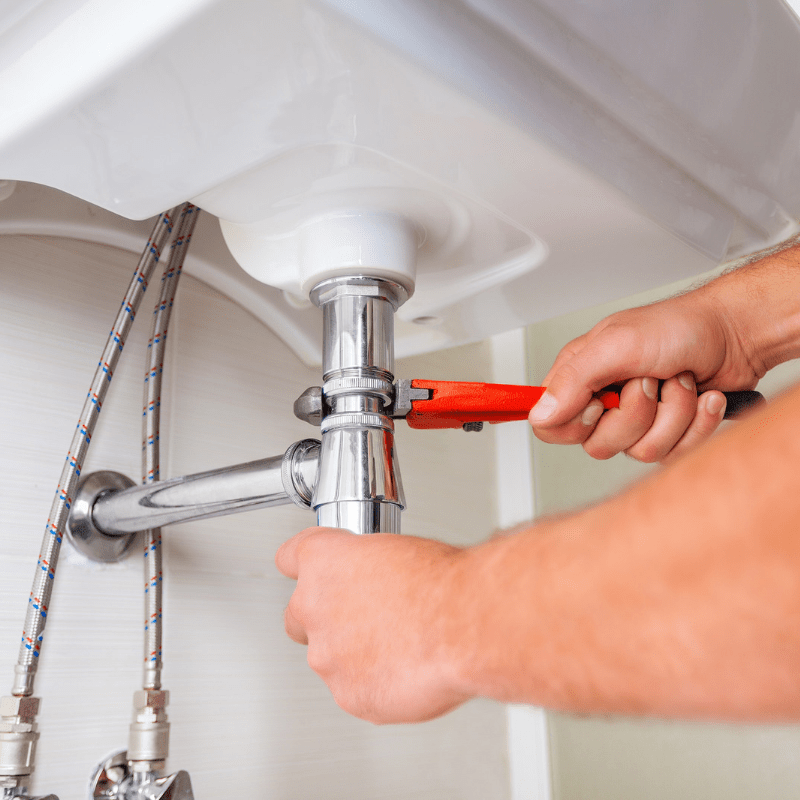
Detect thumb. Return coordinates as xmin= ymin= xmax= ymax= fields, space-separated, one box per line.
xmin=275 ymin=526 xmax=346 ymax=579
xmin=529 ymin=335 xmax=642 ymax=428
xmin=528 ymin=365 xmax=595 ymax=428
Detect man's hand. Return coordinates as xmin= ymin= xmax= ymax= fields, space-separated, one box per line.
xmin=529 ymin=281 xmax=764 ymax=463
xmin=529 ymin=242 xmax=800 ymax=463
xmin=276 ymin=384 xmax=800 ymax=724
xmin=275 ymin=528 xmax=471 ymax=724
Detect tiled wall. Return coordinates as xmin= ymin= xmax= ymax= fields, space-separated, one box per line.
xmin=0 ymin=235 xmax=511 ymax=799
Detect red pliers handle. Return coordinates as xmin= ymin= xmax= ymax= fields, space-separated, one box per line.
xmin=403 ymin=380 xmax=619 ymax=430
xmin=400 ymin=380 xmax=764 ymax=430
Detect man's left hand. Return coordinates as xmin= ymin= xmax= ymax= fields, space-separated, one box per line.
xmin=275 ymin=527 xmax=471 ymax=724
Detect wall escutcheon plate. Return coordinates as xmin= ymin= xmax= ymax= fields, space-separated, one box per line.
xmin=67 ymin=471 xmax=139 ymax=563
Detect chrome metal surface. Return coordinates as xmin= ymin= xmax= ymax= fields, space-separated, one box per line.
xmin=0 ymin=697 xmax=40 ymax=789
xmin=66 ymin=471 xmax=138 ymax=563
xmin=127 ymin=691 xmax=169 ymax=766
xmin=90 ymin=750 xmax=193 ymax=800
xmin=312 ymin=276 xmax=407 ymax=535
xmin=323 ymin=375 xmax=394 ymax=406
xmin=281 ymin=439 xmax=321 ymax=508
xmin=293 ymin=386 xmax=325 ymax=426
xmin=1 ymin=789 xmax=57 ymax=799
xmin=87 ymin=442 xmax=320 ymax=537
xmin=90 ymin=750 xmax=129 ymax=799
xmin=390 ymin=379 xmax=431 ymax=418
xmin=314 ymin=425 xmax=404 ymax=507
xmin=92 ymin=456 xmax=286 ymax=533
xmin=320 ymin=412 xmax=395 ymax=434
xmin=311 ymin=276 xmax=407 ymax=382
xmin=316 ymin=501 xmax=402 ymax=534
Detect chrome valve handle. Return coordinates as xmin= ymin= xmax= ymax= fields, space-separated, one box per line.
xmin=90 ymin=751 xmax=193 ymax=800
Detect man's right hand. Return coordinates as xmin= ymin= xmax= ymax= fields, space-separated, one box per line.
xmin=528 ymin=270 xmax=770 ymax=463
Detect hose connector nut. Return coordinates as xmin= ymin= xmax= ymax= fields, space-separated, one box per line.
xmin=0 ymin=697 xmax=39 ymax=723
xmin=133 ymin=690 xmax=169 ymax=711
xmin=0 ymin=696 xmax=41 ymax=781
xmin=128 ymin=690 xmax=170 ymax=766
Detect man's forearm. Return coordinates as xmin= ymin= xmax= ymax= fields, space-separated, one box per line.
xmin=449 ymin=381 xmax=800 ymax=720
xmin=699 ymin=241 xmax=800 ymax=377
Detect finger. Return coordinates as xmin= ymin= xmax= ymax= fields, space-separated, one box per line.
xmin=661 ymin=390 xmax=727 ymax=464
xmin=284 ymin=603 xmax=308 ymax=645
xmin=275 ymin=526 xmax=332 ymax=579
xmin=625 ymin=372 xmax=698 ymax=464
xmin=582 ymin=377 xmax=659 ymax=460
xmin=532 ymin=398 xmax=606 ymax=446
xmin=541 ymin=333 xmax=590 ymax=386
xmin=530 ymin=324 xmax=649 ymax=428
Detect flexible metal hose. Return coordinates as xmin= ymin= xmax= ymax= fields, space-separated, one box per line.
xmin=12 ymin=208 xmax=181 ymax=697
xmin=142 ymin=204 xmax=198 ymax=691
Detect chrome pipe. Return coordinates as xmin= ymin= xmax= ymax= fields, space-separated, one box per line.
xmin=317 ymin=277 xmax=401 ymax=381
xmin=310 ymin=276 xmax=408 ymax=535
xmin=76 ymin=440 xmax=320 ymax=539
xmin=93 ymin=457 xmax=288 ymax=533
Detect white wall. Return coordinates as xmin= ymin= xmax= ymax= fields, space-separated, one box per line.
xmin=527 ymin=271 xmax=800 ymax=800
xmin=0 ymin=234 xmax=512 ymax=799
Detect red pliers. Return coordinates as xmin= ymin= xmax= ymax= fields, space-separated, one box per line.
xmin=392 ymin=380 xmax=764 ymax=430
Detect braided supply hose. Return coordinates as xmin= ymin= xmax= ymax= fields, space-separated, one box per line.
xmin=12 ymin=207 xmax=181 ymax=697
xmin=142 ymin=204 xmax=199 ymax=691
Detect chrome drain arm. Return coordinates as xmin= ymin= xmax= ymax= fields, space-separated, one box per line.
xmin=66 ymin=439 xmax=320 ymax=563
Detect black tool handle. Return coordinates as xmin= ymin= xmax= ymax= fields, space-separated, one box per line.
xmin=604 ymin=385 xmax=765 ymax=421
xmin=720 ymin=390 xmax=765 ymax=420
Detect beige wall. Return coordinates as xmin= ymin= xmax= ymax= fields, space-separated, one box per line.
xmin=0 ymin=234 xmax=510 ymax=800
xmin=527 ymin=271 xmax=800 ymax=800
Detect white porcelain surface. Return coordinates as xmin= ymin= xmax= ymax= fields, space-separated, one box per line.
xmin=0 ymin=182 xmax=324 ymax=366
xmin=1 ymin=1 xmax=798 ymax=356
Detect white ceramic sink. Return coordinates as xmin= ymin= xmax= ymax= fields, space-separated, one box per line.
xmin=0 ymin=0 xmax=798 ymax=363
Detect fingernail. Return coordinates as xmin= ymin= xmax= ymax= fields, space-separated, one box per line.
xmin=529 ymin=392 xmax=558 ymax=423
xmin=706 ymin=392 xmax=726 ymax=416
xmin=642 ymin=377 xmax=659 ymax=401
xmin=678 ymin=372 xmax=695 ymax=392
xmin=581 ymin=401 xmax=604 ymax=427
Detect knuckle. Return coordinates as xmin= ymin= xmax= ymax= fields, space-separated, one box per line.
xmin=307 ymin=644 xmax=333 ymax=679
xmin=284 ymin=607 xmax=307 ymax=644
xmin=626 ymin=442 xmax=661 ymax=464
xmin=544 ymin=360 xmax=584 ymax=399
xmin=625 ymin=404 xmax=658 ymax=436
xmin=332 ymin=688 xmax=362 ymax=720
xmin=557 ymin=360 xmax=584 ymax=388
xmin=554 ymin=333 xmax=589 ymax=363
xmin=660 ymin=443 xmax=688 ymax=465
xmin=295 ymin=530 xmax=323 ymax=558
xmin=583 ymin=439 xmax=616 ymax=461
xmin=286 ymin=593 xmax=308 ymax=630
xmin=602 ymin=323 xmax=647 ymax=372
xmin=697 ymin=412 xmax=722 ymax=436
xmin=534 ymin=424 xmax=589 ymax=446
